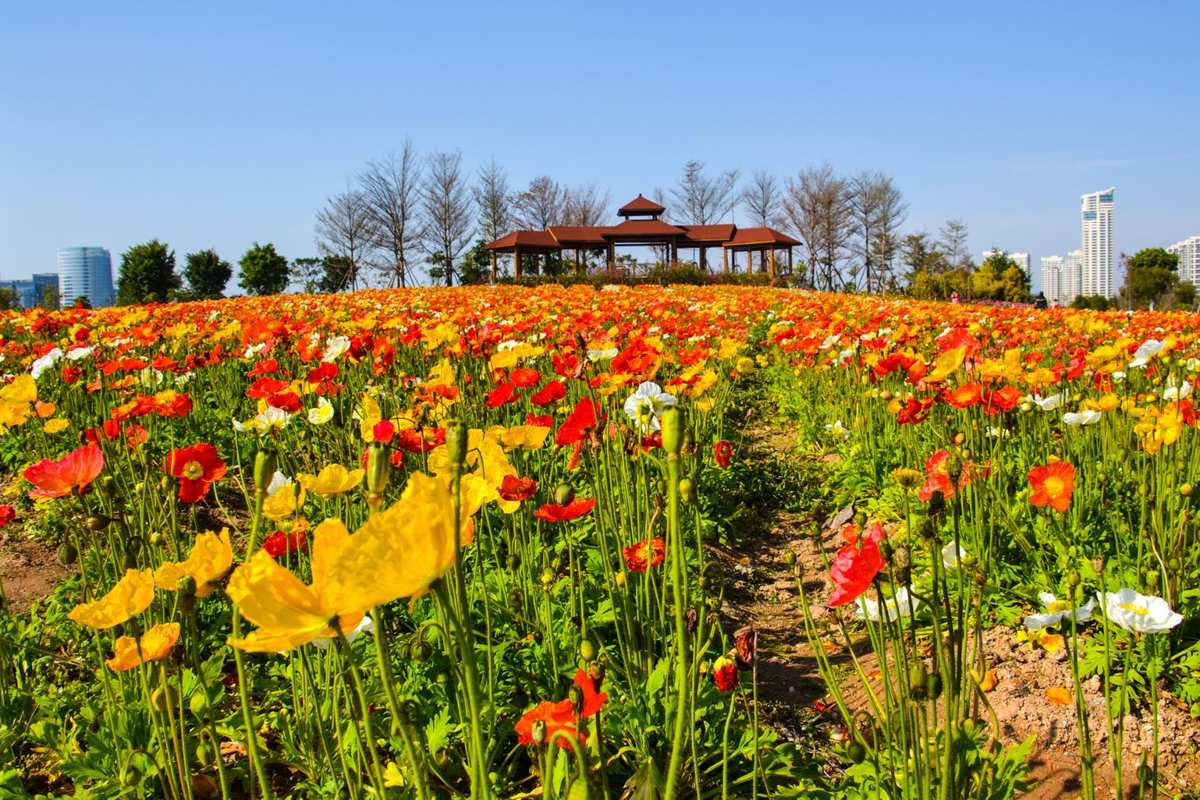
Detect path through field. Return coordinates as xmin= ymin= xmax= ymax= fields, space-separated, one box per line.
xmin=721 ymin=406 xmax=1200 ymax=799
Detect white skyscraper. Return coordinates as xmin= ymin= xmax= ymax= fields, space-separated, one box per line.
xmin=1080 ymin=187 xmax=1115 ymax=298
xmin=1168 ymin=236 xmax=1200 ymax=287
xmin=1064 ymin=250 xmax=1084 ymax=304
xmin=982 ymin=249 xmax=1031 ymax=274
xmin=1041 ymin=255 xmax=1065 ymax=305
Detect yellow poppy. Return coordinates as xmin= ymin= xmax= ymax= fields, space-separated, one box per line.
xmin=68 ymin=569 xmax=155 ymax=629
xmin=298 ymin=464 xmax=364 ymax=496
xmin=925 ymin=346 xmax=966 ymax=384
xmin=227 ymin=472 xmax=468 ymax=653
xmin=154 ymin=529 xmax=234 ymax=598
xmin=43 ymin=418 xmax=70 ymax=434
xmin=0 ymin=374 xmax=37 ymax=430
xmin=106 ymin=622 xmax=181 ymax=672
xmin=493 ymin=424 xmax=551 ymax=451
xmin=262 ymin=480 xmax=304 ymax=521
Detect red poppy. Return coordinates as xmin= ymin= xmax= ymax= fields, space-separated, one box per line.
xmin=396 ymin=427 xmax=445 ymax=453
xmin=896 ymin=396 xmax=934 ymax=425
xmin=267 ymin=391 xmax=302 ymax=413
xmin=713 ymin=440 xmax=733 ymax=468
xmin=509 ymin=367 xmax=541 ymax=388
xmin=917 ymin=450 xmax=973 ymax=503
xmin=828 ymin=527 xmax=884 ymax=607
xmin=531 ymin=380 xmax=567 ymax=407
xmin=1028 ymin=460 xmax=1075 ymax=513
xmin=623 ymin=537 xmax=665 ymax=572
xmin=515 ymin=669 xmax=607 ymax=748
xmin=944 ymin=383 xmax=982 ymax=409
xmin=526 ymin=413 xmax=554 ymax=428
xmin=486 ymin=381 xmax=518 ymax=409
xmin=0 ymin=504 xmax=15 ymax=528
xmin=373 ymin=420 xmax=395 ymax=444
xmin=498 ymin=475 xmax=538 ymax=502
xmin=165 ymin=443 xmax=227 ymax=503
xmin=711 ymin=655 xmax=738 ymax=692
xmin=534 ymin=498 xmax=596 ymax=522
xmin=23 ymin=443 xmax=105 ymax=500
xmin=263 ymin=529 xmax=307 ymax=558
xmin=246 ymin=377 xmax=290 ymax=399
xmin=555 ymin=398 xmax=598 ymax=446
xmin=982 ymin=385 xmax=1021 ymax=416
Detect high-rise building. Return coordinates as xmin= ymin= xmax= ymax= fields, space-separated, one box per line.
xmin=1080 ymin=187 xmax=1115 ymax=298
xmin=1041 ymin=255 xmax=1065 ymax=305
xmin=1 ymin=273 xmax=59 ymax=309
xmin=1167 ymin=236 xmax=1200 ymax=287
xmin=1064 ymin=249 xmax=1084 ymax=304
xmin=981 ymin=249 xmax=1031 ymax=275
xmin=57 ymin=247 xmax=114 ymax=308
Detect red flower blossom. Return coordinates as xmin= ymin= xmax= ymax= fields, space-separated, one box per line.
xmin=623 ymin=537 xmax=665 ymax=573
xmin=917 ymin=449 xmax=974 ymax=503
xmin=555 ymin=398 xmax=598 ymax=446
xmin=165 ymin=443 xmax=227 ymax=503
xmin=395 ymin=427 xmax=445 ymax=453
xmin=515 ymin=669 xmax=607 ymax=748
xmin=944 ymin=382 xmax=982 ymax=409
xmin=373 ymin=420 xmax=395 ymax=444
xmin=486 ymin=381 xmax=518 ymax=409
xmin=713 ymin=439 xmax=733 ymax=468
xmin=23 ymin=443 xmax=105 ymax=500
xmin=509 ymin=367 xmax=541 ymax=388
xmin=534 ymin=497 xmax=596 ymax=522
xmin=530 ymin=380 xmax=567 ymax=407
xmin=0 ymin=504 xmax=15 ymax=527
xmin=498 ymin=475 xmax=538 ymax=502
xmin=1028 ymin=461 xmax=1075 ymax=513
xmin=982 ymin=385 xmax=1021 ymax=416
xmin=712 ymin=655 xmax=738 ymax=692
xmin=828 ymin=526 xmax=885 ymax=607
xmin=263 ymin=529 xmax=307 ymax=558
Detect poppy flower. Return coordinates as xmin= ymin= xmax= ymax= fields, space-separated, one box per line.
xmin=106 ymin=623 xmax=180 ymax=672
xmin=828 ymin=527 xmax=885 ymax=607
xmin=713 ymin=440 xmax=733 ymax=468
xmin=0 ymin=504 xmax=13 ymax=528
xmin=515 ymin=669 xmax=606 ymax=748
xmin=165 ymin=443 xmax=227 ymax=503
xmin=534 ymin=498 xmax=596 ymax=523
xmin=1028 ymin=460 xmax=1075 ymax=513
xmin=155 ymin=528 xmax=234 ymax=598
xmin=23 ymin=442 xmax=105 ymax=500
xmin=712 ymin=655 xmax=738 ymax=692
xmin=555 ymin=398 xmax=598 ymax=446
xmin=486 ymin=381 xmax=518 ymax=409
xmin=622 ymin=537 xmax=665 ymax=572
xmin=298 ymin=464 xmax=364 ymax=496
xmin=509 ymin=367 xmax=541 ymax=388
xmin=372 ymin=420 xmax=395 ymax=444
xmin=530 ymin=380 xmax=566 ymax=407
xmin=733 ymin=625 xmax=757 ymax=667
xmin=68 ymin=568 xmax=155 ymax=629
xmin=498 ymin=474 xmax=538 ymax=502
xmin=263 ymin=528 xmax=308 ymax=558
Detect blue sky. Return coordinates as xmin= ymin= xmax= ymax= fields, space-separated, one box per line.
xmin=2 ymin=1 xmax=1197 ymax=292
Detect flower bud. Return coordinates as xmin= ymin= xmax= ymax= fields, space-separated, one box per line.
xmin=660 ymin=407 xmax=683 ymax=456
xmin=685 ymin=607 xmax=699 ymax=634
xmin=446 ymin=419 xmax=468 ymax=471
xmin=678 ymin=478 xmax=694 ymax=503
xmin=530 ymin=719 xmax=547 ymax=745
xmin=554 ymin=483 xmax=574 ymax=506
xmin=366 ymin=445 xmax=390 ymax=508
xmin=57 ymin=542 xmax=78 ymax=566
xmin=253 ymin=447 xmax=278 ymax=495
xmin=579 ymin=640 xmax=595 ymax=662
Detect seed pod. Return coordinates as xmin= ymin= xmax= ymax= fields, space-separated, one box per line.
xmin=57 ymin=542 xmax=78 ymax=566
xmin=85 ymin=514 xmax=109 ymax=532
xmin=678 ymin=478 xmax=694 ymax=503
xmin=660 ymin=407 xmax=683 ymax=455
xmin=253 ymin=447 xmax=278 ymax=494
xmin=446 ymin=419 xmax=468 ymax=468
xmin=579 ymin=640 xmax=595 ymax=662
xmin=554 ymin=483 xmax=575 ymax=506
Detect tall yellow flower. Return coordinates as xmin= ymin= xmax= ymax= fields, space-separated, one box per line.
xmin=107 ymin=623 xmax=180 ymax=672
xmin=154 ymin=529 xmax=234 ymax=598
xmin=298 ymin=464 xmax=364 ymax=496
xmin=68 ymin=569 xmax=155 ymax=629
xmin=227 ymin=472 xmax=470 ymax=653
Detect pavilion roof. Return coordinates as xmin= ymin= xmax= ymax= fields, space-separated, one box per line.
xmin=603 ymin=219 xmax=686 ymax=239
xmin=679 ymin=224 xmax=736 ymax=244
xmin=724 ymin=226 xmax=802 ymax=247
xmin=547 ymin=226 xmax=609 ymax=246
xmin=618 ymin=194 xmax=666 ymax=216
xmin=485 ymin=230 xmax=560 ymax=251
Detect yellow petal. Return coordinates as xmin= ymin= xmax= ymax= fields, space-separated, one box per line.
xmin=155 ymin=529 xmax=233 ymax=598
xmin=926 ymin=346 xmax=967 ymax=384
xmin=0 ymin=374 xmax=37 ymax=403
xmin=68 ymin=569 xmax=155 ymax=629
xmin=226 ymin=550 xmax=329 ymax=648
xmin=106 ymin=623 xmax=181 ymax=671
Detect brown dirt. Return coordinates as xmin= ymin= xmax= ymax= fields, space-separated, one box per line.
xmin=0 ymin=531 xmax=72 ymax=613
xmin=718 ymin=410 xmax=1200 ymax=798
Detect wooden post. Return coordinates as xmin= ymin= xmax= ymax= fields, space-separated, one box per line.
xmin=722 ymin=248 xmax=728 ymax=273
xmin=768 ymin=247 xmax=776 ymax=280
xmin=490 ymin=251 xmax=497 ymax=283
xmin=607 ymin=243 xmax=615 ymax=273
xmin=514 ymin=248 xmax=521 ymax=278
xmin=787 ymin=247 xmax=793 ymax=275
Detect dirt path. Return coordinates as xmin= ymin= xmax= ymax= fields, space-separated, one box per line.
xmin=0 ymin=531 xmax=72 ymax=614
xmin=718 ymin=407 xmax=1200 ymax=798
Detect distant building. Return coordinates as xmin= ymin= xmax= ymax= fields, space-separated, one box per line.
xmin=1064 ymin=249 xmax=1084 ymax=304
xmin=1 ymin=273 xmax=59 ymax=309
xmin=57 ymin=247 xmax=114 ymax=307
xmin=1167 ymin=236 xmax=1200 ymax=287
xmin=1041 ymin=255 xmax=1065 ymax=305
xmin=981 ymin=249 xmax=1031 ymax=274
xmin=1080 ymin=188 xmax=1115 ymax=298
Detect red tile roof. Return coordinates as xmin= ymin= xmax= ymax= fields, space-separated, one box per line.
xmin=618 ymin=194 xmax=666 ymax=216
xmin=485 ymin=230 xmax=560 ymax=250
xmin=679 ymin=224 xmax=736 ymax=244
xmin=604 ymin=219 xmax=686 ymax=238
xmin=547 ymin=226 xmax=610 ymax=246
xmin=724 ymin=227 xmax=802 ymax=247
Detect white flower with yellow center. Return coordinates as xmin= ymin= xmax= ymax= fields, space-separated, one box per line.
xmin=1099 ymin=588 xmax=1182 ymax=634
xmin=1024 ymin=592 xmax=1094 ymax=630
xmin=623 ymin=381 xmax=676 ymax=433
xmin=856 ymin=586 xmax=920 ymax=622
xmin=307 ymin=396 xmax=334 ymax=425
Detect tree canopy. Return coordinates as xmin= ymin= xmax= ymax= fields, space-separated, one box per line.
xmin=117 ymin=240 xmax=180 ymax=305
xmin=184 ymin=249 xmax=232 ymax=299
xmin=238 ymin=243 xmax=289 ymax=296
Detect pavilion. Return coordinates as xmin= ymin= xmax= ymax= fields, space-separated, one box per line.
xmin=485 ymin=194 xmax=799 ymax=281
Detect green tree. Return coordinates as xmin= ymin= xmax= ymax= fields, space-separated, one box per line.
xmin=238 ymin=243 xmax=289 ymax=296
xmin=0 ymin=287 xmax=18 ymax=311
xmin=1122 ymin=247 xmax=1179 ymax=308
xmin=458 ymin=240 xmax=492 ymax=285
xmin=116 ymin=240 xmax=180 ymax=305
xmin=40 ymin=283 xmax=60 ymax=309
xmin=184 ymin=249 xmax=232 ymax=299
xmin=1175 ymin=281 xmax=1196 ymax=309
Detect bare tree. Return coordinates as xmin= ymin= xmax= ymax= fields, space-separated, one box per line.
xmin=670 ymin=160 xmax=739 ymax=224
xmin=512 ymin=176 xmax=563 ymax=230
xmin=938 ymin=219 xmax=971 ymax=272
xmin=741 ymin=170 xmax=784 ymax=228
xmin=359 ymin=142 xmax=423 ymax=288
xmin=473 ymin=158 xmax=512 ymax=243
xmin=561 ymin=184 xmax=611 ymax=226
xmin=315 ymin=189 xmax=374 ymax=292
xmin=421 ymin=151 xmax=474 ymax=286
xmin=783 ymin=164 xmax=852 ymax=291
xmin=848 ymin=171 xmax=908 ymax=292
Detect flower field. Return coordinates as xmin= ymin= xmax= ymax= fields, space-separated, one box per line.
xmin=0 ymin=284 xmax=1198 ymax=798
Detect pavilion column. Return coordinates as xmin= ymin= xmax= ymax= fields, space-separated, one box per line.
xmin=607 ymin=243 xmax=615 ymax=273
xmin=490 ymin=251 xmax=497 ymax=283
xmin=514 ymin=248 xmax=522 ymax=278
xmin=722 ymin=248 xmax=728 ymax=273
xmin=787 ymin=247 xmax=793 ymax=275
xmin=670 ymin=242 xmax=678 ymax=264
xmin=699 ymin=247 xmax=707 ymax=271
xmin=768 ymin=247 xmax=776 ymax=280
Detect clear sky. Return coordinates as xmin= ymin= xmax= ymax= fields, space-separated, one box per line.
xmin=2 ymin=1 xmax=1197 ymax=292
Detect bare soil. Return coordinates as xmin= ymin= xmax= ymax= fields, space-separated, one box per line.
xmin=718 ymin=409 xmax=1200 ymax=799
xmin=0 ymin=530 xmax=72 ymax=614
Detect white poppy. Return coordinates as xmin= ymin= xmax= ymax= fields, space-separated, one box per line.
xmin=30 ymin=347 xmax=63 ymax=379
xmin=588 ymin=347 xmax=618 ymax=361
xmin=1129 ymin=339 xmax=1163 ymax=369
xmin=321 ymin=335 xmax=351 ymax=362
xmin=307 ymin=396 xmax=334 ymax=425
xmin=819 ymin=334 xmax=840 ymax=350
xmin=313 ymin=615 xmax=375 ymax=650
xmin=244 ymin=342 xmax=268 ymax=359
xmin=66 ymin=346 xmax=95 ymax=361
xmin=856 ymin=586 xmax=921 ymax=622
xmin=1163 ymin=380 xmax=1193 ymax=401
xmin=1098 ymin=588 xmax=1182 ymax=634
xmin=941 ymin=541 xmax=970 ymax=569
xmin=825 ymin=420 xmax=849 ymax=438
xmin=1023 ymin=592 xmax=1094 ymax=630
xmin=1032 ymin=393 xmax=1064 ymax=412
xmin=623 ymin=381 xmax=677 ymax=433
xmin=1062 ymin=410 xmax=1101 ymax=426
